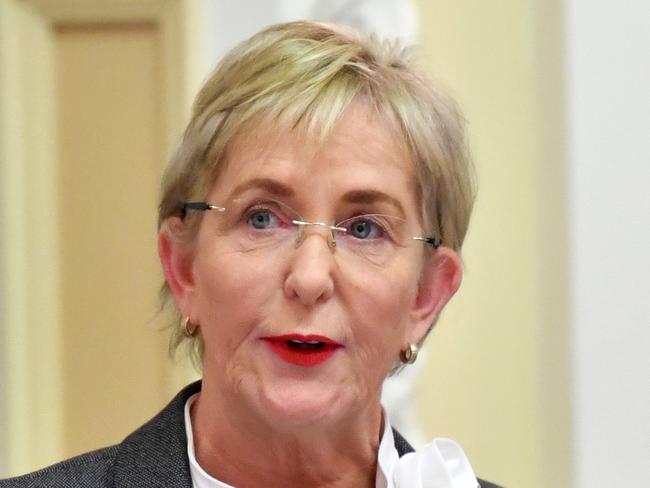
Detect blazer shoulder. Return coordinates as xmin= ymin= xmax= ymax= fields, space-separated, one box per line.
xmin=0 ymin=446 xmax=118 ymax=488
xmin=1 ymin=381 xmax=201 ymax=488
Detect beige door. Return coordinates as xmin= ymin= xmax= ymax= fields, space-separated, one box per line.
xmin=0 ymin=0 xmax=197 ymax=476
xmin=55 ymin=21 xmax=169 ymax=459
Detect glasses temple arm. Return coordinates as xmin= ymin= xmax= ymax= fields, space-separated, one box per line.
xmin=412 ymin=236 xmax=442 ymax=249
xmin=179 ymin=202 xmax=226 ymax=219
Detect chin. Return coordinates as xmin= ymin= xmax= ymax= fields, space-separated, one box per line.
xmin=249 ymin=376 xmax=359 ymax=429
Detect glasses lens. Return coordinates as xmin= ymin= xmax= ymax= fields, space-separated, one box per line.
xmin=216 ymin=198 xmax=300 ymax=253
xmin=334 ymin=214 xmax=409 ymax=266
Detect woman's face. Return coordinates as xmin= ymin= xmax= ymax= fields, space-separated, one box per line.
xmin=163 ymin=103 xmax=461 ymax=429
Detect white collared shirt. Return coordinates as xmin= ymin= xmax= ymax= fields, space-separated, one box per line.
xmin=184 ymin=394 xmax=478 ymax=488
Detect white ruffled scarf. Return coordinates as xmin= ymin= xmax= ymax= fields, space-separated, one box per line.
xmin=184 ymin=394 xmax=479 ymax=488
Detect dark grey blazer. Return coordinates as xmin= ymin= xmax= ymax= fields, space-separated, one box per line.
xmin=1 ymin=381 xmax=501 ymax=487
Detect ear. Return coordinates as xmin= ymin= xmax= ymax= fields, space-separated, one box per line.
xmin=406 ymin=247 xmax=463 ymax=345
xmin=158 ymin=217 xmax=197 ymax=317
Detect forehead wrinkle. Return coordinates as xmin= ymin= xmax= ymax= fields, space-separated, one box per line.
xmin=210 ymin=124 xmax=305 ymax=201
xmin=212 ymin=102 xmax=421 ymax=219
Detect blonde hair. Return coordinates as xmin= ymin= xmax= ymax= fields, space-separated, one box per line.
xmin=158 ymin=21 xmax=475 ymax=366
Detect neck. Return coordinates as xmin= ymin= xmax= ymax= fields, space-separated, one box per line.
xmin=191 ymin=381 xmax=382 ymax=488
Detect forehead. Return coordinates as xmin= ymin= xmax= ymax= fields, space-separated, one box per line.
xmin=209 ymin=103 xmax=419 ymax=210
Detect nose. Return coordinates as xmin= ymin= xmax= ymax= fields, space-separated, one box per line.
xmin=283 ymin=231 xmax=335 ymax=306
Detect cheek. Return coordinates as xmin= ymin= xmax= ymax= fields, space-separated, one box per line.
xmin=193 ymin=250 xmax=278 ymax=350
xmin=342 ymin=263 xmax=419 ymax=371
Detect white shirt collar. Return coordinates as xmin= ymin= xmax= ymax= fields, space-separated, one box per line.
xmin=184 ymin=393 xmax=478 ymax=488
xmin=185 ymin=394 xmax=231 ymax=488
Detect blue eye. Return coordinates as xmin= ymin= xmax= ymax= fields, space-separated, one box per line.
xmin=248 ymin=210 xmax=275 ymax=229
xmin=347 ymin=217 xmax=384 ymax=240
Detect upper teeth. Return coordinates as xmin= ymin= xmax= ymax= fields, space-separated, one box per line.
xmin=289 ymin=339 xmax=321 ymax=344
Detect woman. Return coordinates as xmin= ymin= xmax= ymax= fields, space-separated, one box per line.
xmin=2 ymin=21 xmax=501 ymax=488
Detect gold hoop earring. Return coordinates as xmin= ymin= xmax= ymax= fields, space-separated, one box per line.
xmin=399 ymin=343 xmax=419 ymax=364
xmin=182 ymin=317 xmax=198 ymax=337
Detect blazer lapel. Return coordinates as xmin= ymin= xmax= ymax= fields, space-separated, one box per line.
xmin=392 ymin=427 xmax=415 ymax=457
xmin=112 ymin=381 xmax=201 ymax=487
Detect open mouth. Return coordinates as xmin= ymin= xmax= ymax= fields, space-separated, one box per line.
xmin=261 ymin=335 xmax=342 ymax=367
xmin=285 ymin=339 xmax=327 ymax=350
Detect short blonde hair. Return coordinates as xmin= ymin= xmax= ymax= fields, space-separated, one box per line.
xmin=158 ymin=21 xmax=475 ymax=365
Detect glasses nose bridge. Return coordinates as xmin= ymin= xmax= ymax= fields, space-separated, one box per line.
xmin=292 ymin=220 xmax=342 ymax=250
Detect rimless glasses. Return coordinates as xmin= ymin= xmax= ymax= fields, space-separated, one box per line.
xmin=181 ymin=198 xmax=441 ymax=267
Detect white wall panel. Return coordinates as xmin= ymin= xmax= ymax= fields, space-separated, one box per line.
xmin=566 ymin=0 xmax=650 ymax=485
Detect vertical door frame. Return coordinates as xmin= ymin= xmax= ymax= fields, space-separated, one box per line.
xmin=0 ymin=0 xmax=196 ymax=476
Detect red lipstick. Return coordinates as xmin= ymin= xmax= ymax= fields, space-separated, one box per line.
xmin=261 ymin=334 xmax=342 ymax=367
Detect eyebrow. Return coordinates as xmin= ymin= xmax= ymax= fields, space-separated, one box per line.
xmin=224 ymin=178 xmax=405 ymax=217
xmin=342 ymin=190 xmax=406 ymax=217
xmin=226 ymin=177 xmax=295 ymax=200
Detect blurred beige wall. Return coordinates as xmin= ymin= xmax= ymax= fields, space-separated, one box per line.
xmin=415 ymin=1 xmax=570 ymax=487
